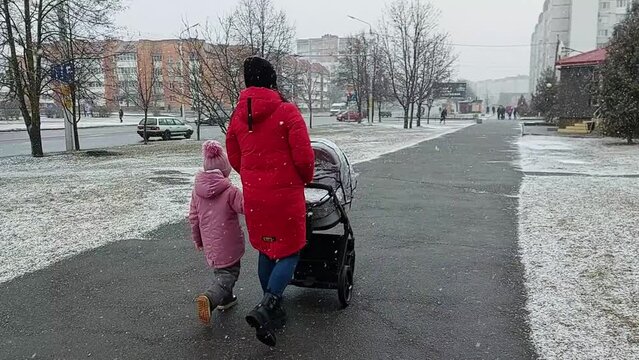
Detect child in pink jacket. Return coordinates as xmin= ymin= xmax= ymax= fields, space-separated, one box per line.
xmin=189 ymin=140 xmax=245 ymax=325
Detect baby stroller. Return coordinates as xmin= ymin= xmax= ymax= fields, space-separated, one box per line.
xmin=292 ymin=139 xmax=357 ymax=308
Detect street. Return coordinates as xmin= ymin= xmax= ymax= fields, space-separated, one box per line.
xmin=0 ymin=115 xmax=339 ymax=157
xmin=0 ymin=122 xmax=536 ymax=359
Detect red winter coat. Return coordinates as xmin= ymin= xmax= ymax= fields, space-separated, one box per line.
xmin=226 ymin=87 xmax=314 ymax=260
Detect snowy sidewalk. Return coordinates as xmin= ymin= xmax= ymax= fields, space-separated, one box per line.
xmin=0 ymin=121 xmax=472 ymax=284
xmin=518 ymin=136 xmax=639 ymax=359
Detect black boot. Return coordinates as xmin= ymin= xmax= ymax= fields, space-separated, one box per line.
xmin=245 ymin=293 xmax=286 ymax=346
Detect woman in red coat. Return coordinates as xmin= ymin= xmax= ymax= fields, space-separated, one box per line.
xmin=226 ymin=56 xmax=314 ymax=346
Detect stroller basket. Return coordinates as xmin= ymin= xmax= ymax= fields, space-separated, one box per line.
xmin=293 ymin=139 xmax=357 ymax=308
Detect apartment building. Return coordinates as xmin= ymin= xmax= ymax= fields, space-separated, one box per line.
xmin=529 ymin=0 xmax=634 ymax=91
xmin=296 ymin=34 xmax=350 ymax=76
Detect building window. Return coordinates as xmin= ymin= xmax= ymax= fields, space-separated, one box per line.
xmin=116 ymin=53 xmax=137 ymax=62
xmin=598 ymin=29 xmax=609 ymax=36
xmin=601 ymin=1 xmax=610 ymax=9
xmin=152 ymin=54 xmax=162 ymax=62
xmin=617 ymin=0 xmax=626 ymax=7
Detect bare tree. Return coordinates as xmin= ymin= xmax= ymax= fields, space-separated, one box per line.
xmin=172 ymin=20 xmax=250 ymax=134
xmin=117 ymin=45 xmax=159 ymax=144
xmin=294 ymin=58 xmax=328 ymax=128
xmin=172 ymin=1 xmax=294 ymax=134
xmin=380 ymin=0 xmax=452 ymax=129
xmin=44 ymin=0 xmax=121 ymax=150
xmin=415 ymin=34 xmax=455 ymax=126
xmin=335 ymin=34 xmax=369 ymax=115
xmin=1 ymin=0 xmax=60 ymax=156
xmin=232 ymin=0 xmax=294 ymax=67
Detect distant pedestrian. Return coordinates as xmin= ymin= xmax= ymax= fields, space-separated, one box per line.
xmin=440 ymin=107 xmax=448 ymax=124
xmin=486 ymin=106 xmax=490 ymax=115
xmin=118 ymin=108 xmax=123 ymax=123
xmin=492 ymin=106 xmax=496 ymax=115
xmin=506 ymin=106 xmax=513 ymax=120
xmin=190 ymin=140 xmax=245 ymax=326
xmin=513 ymin=108 xmax=518 ymax=119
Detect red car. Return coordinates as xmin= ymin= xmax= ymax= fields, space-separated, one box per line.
xmin=336 ymin=111 xmax=363 ymax=122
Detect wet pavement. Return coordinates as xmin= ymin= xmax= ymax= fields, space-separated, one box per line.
xmin=0 ymin=120 xmax=536 ymax=359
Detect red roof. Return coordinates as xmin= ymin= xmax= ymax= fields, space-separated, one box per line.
xmin=556 ymin=48 xmax=607 ymax=67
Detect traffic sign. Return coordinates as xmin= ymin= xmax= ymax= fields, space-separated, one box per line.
xmin=434 ymin=82 xmax=467 ymax=99
xmin=50 ymin=63 xmax=75 ymax=84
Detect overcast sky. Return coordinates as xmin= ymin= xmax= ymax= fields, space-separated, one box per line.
xmin=115 ymin=0 xmax=544 ymax=82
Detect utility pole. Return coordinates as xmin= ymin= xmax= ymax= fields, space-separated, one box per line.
xmin=57 ymin=0 xmax=74 ymax=151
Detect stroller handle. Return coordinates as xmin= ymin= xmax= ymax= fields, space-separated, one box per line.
xmin=305 ymin=182 xmax=335 ymax=197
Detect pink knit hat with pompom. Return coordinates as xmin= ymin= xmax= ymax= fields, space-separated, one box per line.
xmin=202 ymin=140 xmax=231 ymax=177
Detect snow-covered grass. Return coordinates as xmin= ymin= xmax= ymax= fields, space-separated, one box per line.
xmin=0 ymin=121 xmax=472 ymax=283
xmin=517 ymin=135 xmax=639 ymax=359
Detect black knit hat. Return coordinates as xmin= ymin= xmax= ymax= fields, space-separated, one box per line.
xmin=243 ymin=56 xmax=277 ymax=89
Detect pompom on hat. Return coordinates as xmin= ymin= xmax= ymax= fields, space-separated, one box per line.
xmin=202 ymin=140 xmax=231 ymax=177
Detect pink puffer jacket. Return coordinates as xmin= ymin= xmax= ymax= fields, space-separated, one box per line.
xmin=188 ymin=170 xmax=245 ymax=269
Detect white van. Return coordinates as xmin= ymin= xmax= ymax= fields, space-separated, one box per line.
xmin=330 ymin=103 xmax=347 ymax=116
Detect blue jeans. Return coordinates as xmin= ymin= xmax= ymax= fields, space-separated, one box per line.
xmin=258 ymin=253 xmax=300 ymax=297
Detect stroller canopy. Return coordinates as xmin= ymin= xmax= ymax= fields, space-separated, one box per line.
xmin=307 ymin=139 xmax=356 ymax=210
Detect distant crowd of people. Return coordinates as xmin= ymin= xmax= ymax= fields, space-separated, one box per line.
xmin=488 ymin=105 xmax=518 ymax=120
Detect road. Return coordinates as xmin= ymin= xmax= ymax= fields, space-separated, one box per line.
xmin=0 ymin=115 xmax=339 ymax=157
xmin=0 ymin=121 xmax=536 ymax=359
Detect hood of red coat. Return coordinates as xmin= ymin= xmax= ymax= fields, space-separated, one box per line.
xmin=194 ymin=170 xmax=231 ymax=199
xmin=235 ymin=87 xmax=283 ymax=125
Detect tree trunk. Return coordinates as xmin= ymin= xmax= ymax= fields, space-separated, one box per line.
xmin=28 ymin=122 xmax=44 ymax=157
xmin=409 ymin=102 xmax=415 ymax=129
xmin=370 ymin=98 xmax=375 ymax=122
xmin=73 ymin=120 xmax=80 ymax=150
xmin=309 ymin=105 xmax=313 ymax=129
xmin=427 ymin=106 xmax=432 ymax=125
xmin=403 ymin=107 xmax=409 ymax=129
xmin=416 ymin=101 xmax=423 ymax=127
xmin=378 ymin=101 xmax=382 ymax=123
xmin=143 ymin=109 xmax=148 ymax=145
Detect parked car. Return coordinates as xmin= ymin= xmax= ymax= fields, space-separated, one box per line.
xmin=330 ymin=102 xmax=347 ymax=116
xmin=336 ymin=111 xmax=363 ymax=122
xmin=195 ymin=114 xmax=229 ymax=126
xmin=379 ymin=111 xmax=392 ymax=118
xmin=137 ymin=117 xmax=194 ymax=140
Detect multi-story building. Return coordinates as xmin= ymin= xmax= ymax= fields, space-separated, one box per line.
xmin=49 ymin=38 xmax=331 ymax=114
xmin=529 ymin=0 xmax=634 ymax=91
xmin=102 ymin=39 xmax=197 ymax=112
xmin=470 ymin=75 xmax=530 ymax=107
xmin=296 ymin=34 xmax=350 ymax=76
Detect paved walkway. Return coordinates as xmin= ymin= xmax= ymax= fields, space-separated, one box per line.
xmin=0 ymin=120 xmax=536 ymax=359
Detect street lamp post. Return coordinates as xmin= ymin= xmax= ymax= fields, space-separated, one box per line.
xmin=348 ymin=15 xmax=375 ymax=126
xmin=178 ymin=23 xmax=200 ymax=123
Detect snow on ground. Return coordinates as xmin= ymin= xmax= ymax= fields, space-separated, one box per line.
xmin=0 ymin=121 xmax=472 ymax=283
xmin=518 ymin=135 xmax=639 ymax=359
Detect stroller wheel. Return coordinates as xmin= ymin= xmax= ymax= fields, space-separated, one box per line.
xmin=338 ymin=265 xmax=354 ymax=308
